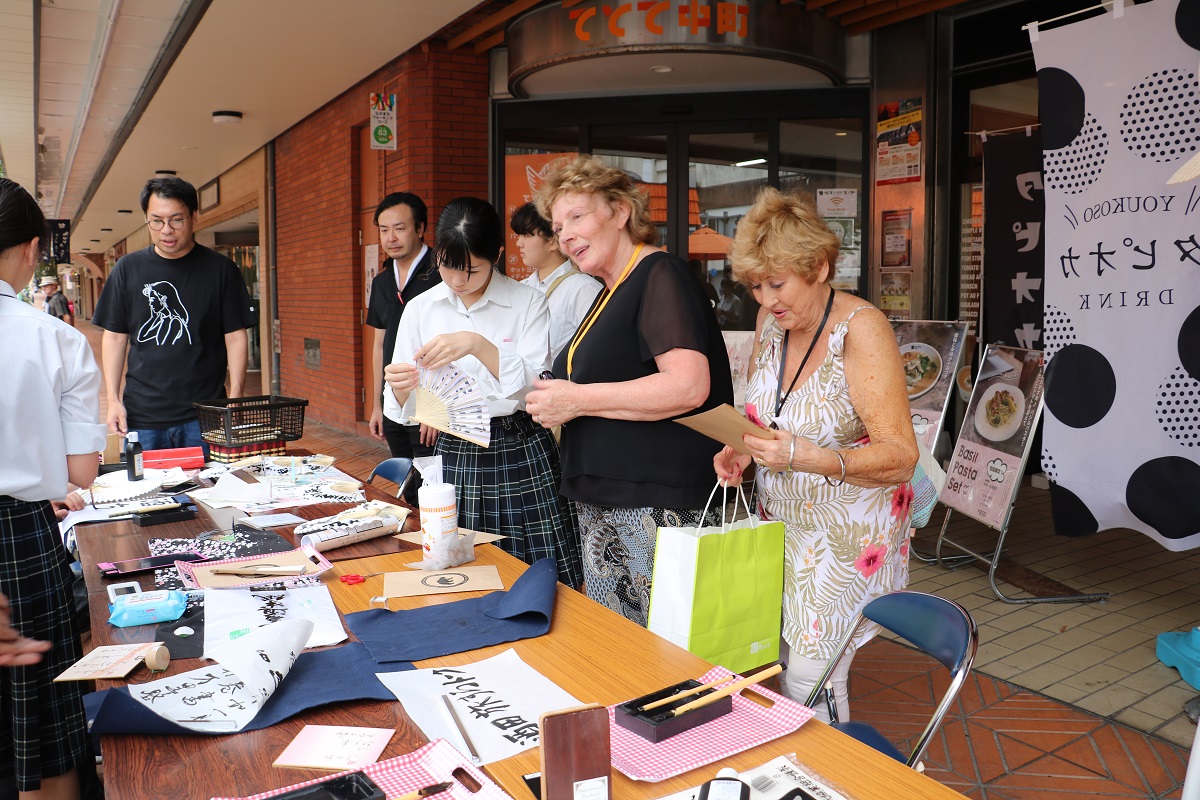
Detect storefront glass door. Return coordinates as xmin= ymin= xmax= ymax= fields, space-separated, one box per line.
xmin=495 ymin=89 xmax=870 ymax=295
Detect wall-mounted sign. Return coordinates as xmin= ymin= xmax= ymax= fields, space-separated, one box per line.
xmin=817 ymin=188 xmax=856 ymax=218
xmin=369 ymin=93 xmax=396 ymax=152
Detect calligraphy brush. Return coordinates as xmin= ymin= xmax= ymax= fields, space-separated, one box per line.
xmin=391 ymin=781 xmax=453 ymax=800
xmin=663 ymin=662 xmax=784 ymax=718
xmin=636 ymin=660 xmax=784 ymax=713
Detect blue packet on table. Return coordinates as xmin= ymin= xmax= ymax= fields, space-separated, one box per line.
xmin=108 ymin=590 xmax=188 ymax=627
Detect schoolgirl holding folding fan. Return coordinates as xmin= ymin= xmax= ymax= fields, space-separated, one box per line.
xmin=0 ymin=178 xmax=106 ymax=799
xmin=382 ymin=197 xmax=583 ymax=589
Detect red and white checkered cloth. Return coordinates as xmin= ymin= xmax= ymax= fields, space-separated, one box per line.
xmin=209 ymin=738 xmax=511 ymax=800
xmin=609 ymin=666 xmax=815 ymax=782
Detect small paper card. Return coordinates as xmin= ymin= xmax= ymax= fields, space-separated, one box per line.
xmin=676 ymin=403 xmax=777 ymax=455
xmin=55 ymin=642 xmax=162 ymax=682
xmin=394 ymin=527 xmax=505 ymax=546
xmin=383 ymin=565 xmax=503 ymax=598
xmin=273 ymin=725 xmax=394 ymax=771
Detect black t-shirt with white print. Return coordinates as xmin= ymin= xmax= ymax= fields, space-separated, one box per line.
xmin=93 ymin=244 xmax=256 ymax=428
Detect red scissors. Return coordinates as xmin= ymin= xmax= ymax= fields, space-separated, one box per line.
xmin=339 ymin=571 xmax=383 ymax=585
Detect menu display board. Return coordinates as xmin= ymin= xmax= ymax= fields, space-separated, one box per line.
xmin=891 ymin=320 xmax=969 ymax=452
xmin=940 ymin=345 xmax=1044 ymax=531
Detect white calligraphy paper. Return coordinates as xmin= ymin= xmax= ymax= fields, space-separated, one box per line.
xmin=128 ymin=619 xmax=313 ymax=732
xmin=202 ymin=586 xmax=346 ymax=658
xmin=375 ymin=649 xmax=579 ymax=764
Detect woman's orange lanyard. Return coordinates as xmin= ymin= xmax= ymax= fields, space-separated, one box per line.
xmin=565 ymin=244 xmax=644 ymax=379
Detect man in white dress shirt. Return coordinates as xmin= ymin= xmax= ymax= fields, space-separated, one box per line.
xmin=510 ymin=203 xmax=601 ymax=359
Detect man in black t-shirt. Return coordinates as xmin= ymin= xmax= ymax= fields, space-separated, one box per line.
xmin=92 ymin=177 xmax=255 ymax=452
xmin=365 ymin=192 xmax=441 ymax=503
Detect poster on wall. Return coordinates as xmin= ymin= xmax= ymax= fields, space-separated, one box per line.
xmin=875 ymin=98 xmax=922 ymax=186
xmin=940 ymin=345 xmax=1044 ymax=531
xmin=831 ymin=250 xmax=860 ymax=293
xmin=879 ymin=270 xmax=911 ymax=320
xmin=1032 ymin=0 xmax=1200 ymax=550
xmin=503 ymin=152 xmax=578 ymax=281
xmin=880 ymin=209 xmax=911 ymax=267
xmin=368 ymin=93 xmax=396 ymax=152
xmin=364 ymin=244 xmax=379 ymax=308
xmin=892 ymin=320 xmax=969 ymax=451
xmin=982 ymin=132 xmax=1045 ymax=350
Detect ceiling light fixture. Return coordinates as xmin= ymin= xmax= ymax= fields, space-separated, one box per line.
xmin=835 ymin=131 xmax=848 ymax=137
xmin=90 ymin=239 xmax=100 ymax=243
xmin=212 ymin=110 xmax=244 ymax=125
xmin=101 ymin=228 xmax=112 ymax=232
xmin=650 ymin=65 xmax=673 ymax=74
xmin=117 ymin=209 xmax=132 ymax=214
xmin=154 ymin=170 xmax=177 ymax=177
xmin=734 ymin=158 xmax=766 ymax=167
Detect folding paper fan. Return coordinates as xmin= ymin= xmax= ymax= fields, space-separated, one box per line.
xmin=410 ymin=363 xmax=491 ymax=448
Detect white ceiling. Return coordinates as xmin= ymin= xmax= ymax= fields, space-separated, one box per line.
xmin=0 ymin=0 xmax=483 ymax=259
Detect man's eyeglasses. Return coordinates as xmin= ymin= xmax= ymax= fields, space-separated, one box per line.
xmin=146 ymin=217 xmax=189 ymax=231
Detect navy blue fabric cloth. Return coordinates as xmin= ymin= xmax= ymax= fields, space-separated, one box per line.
xmin=87 ymin=643 xmax=412 ymax=736
xmin=344 ymin=557 xmax=559 ymax=662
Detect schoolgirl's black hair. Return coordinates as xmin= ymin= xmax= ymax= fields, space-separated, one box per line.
xmin=0 ymin=178 xmax=48 ymax=254
xmin=434 ymin=197 xmax=503 ymax=273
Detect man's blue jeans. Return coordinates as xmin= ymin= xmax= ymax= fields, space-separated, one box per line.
xmin=132 ymin=420 xmax=209 ymax=460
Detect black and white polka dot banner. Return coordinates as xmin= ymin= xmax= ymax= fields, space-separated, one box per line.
xmin=1033 ymin=0 xmax=1200 ymax=550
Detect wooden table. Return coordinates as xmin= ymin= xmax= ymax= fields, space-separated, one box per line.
xmin=77 ymin=485 xmax=966 ymax=800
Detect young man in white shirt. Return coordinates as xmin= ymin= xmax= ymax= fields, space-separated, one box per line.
xmin=510 ymin=203 xmax=601 ymax=359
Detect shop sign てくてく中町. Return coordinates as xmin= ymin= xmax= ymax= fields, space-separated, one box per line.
xmin=565 ymin=1 xmax=750 ymax=42
xmin=506 ymin=0 xmax=846 ymax=97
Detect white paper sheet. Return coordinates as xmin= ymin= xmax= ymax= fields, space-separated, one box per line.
xmin=201 ymin=585 xmax=346 ymax=658
xmin=375 ymin=649 xmax=579 ymax=764
xmin=127 ymin=619 xmax=313 ymax=732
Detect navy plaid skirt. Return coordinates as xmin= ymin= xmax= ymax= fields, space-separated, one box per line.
xmin=435 ymin=412 xmax=583 ymax=588
xmin=0 ymin=496 xmax=88 ymax=791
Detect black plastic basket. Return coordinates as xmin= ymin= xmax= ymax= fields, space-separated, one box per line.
xmin=193 ymin=395 xmax=308 ymax=446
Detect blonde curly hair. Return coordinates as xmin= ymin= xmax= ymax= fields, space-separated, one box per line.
xmin=730 ymin=187 xmax=839 ymax=286
xmin=534 ymin=154 xmax=657 ymax=246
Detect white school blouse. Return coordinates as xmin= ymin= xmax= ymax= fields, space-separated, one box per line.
xmin=0 ymin=280 xmax=107 ymax=501
xmin=383 ymin=270 xmax=552 ymax=423
xmin=521 ymin=261 xmax=602 ymax=359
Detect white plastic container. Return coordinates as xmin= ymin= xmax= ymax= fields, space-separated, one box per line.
xmin=418 ymin=482 xmax=458 ymax=554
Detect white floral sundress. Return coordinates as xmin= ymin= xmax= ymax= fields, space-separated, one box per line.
xmin=747 ymin=308 xmax=913 ymax=661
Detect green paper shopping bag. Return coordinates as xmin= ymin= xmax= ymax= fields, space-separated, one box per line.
xmin=647 ymin=483 xmax=785 ymax=673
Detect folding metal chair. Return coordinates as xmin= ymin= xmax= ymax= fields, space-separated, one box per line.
xmin=366 ymin=456 xmax=414 ymax=499
xmin=805 ymin=590 xmax=978 ymax=768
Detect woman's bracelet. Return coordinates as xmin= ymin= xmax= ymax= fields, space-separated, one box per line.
xmin=786 ymin=435 xmax=796 ymax=475
xmin=825 ymin=449 xmax=846 ymax=487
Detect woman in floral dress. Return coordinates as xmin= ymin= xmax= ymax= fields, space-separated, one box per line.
xmin=713 ymin=187 xmax=918 ymax=721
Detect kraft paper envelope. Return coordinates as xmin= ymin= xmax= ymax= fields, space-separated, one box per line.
xmin=676 ymin=403 xmax=777 ymax=455
xmin=382 ymin=565 xmax=503 ymax=598
xmin=394 ymin=527 xmax=505 ymax=546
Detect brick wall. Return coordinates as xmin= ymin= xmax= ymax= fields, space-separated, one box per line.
xmin=275 ymin=41 xmax=489 ymax=432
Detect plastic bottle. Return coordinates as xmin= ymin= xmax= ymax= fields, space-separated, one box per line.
xmin=698 ymin=769 xmax=748 ymax=800
xmin=126 ymin=432 xmax=144 ymax=481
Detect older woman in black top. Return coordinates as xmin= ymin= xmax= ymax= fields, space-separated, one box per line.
xmin=525 ymin=155 xmax=733 ymax=625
